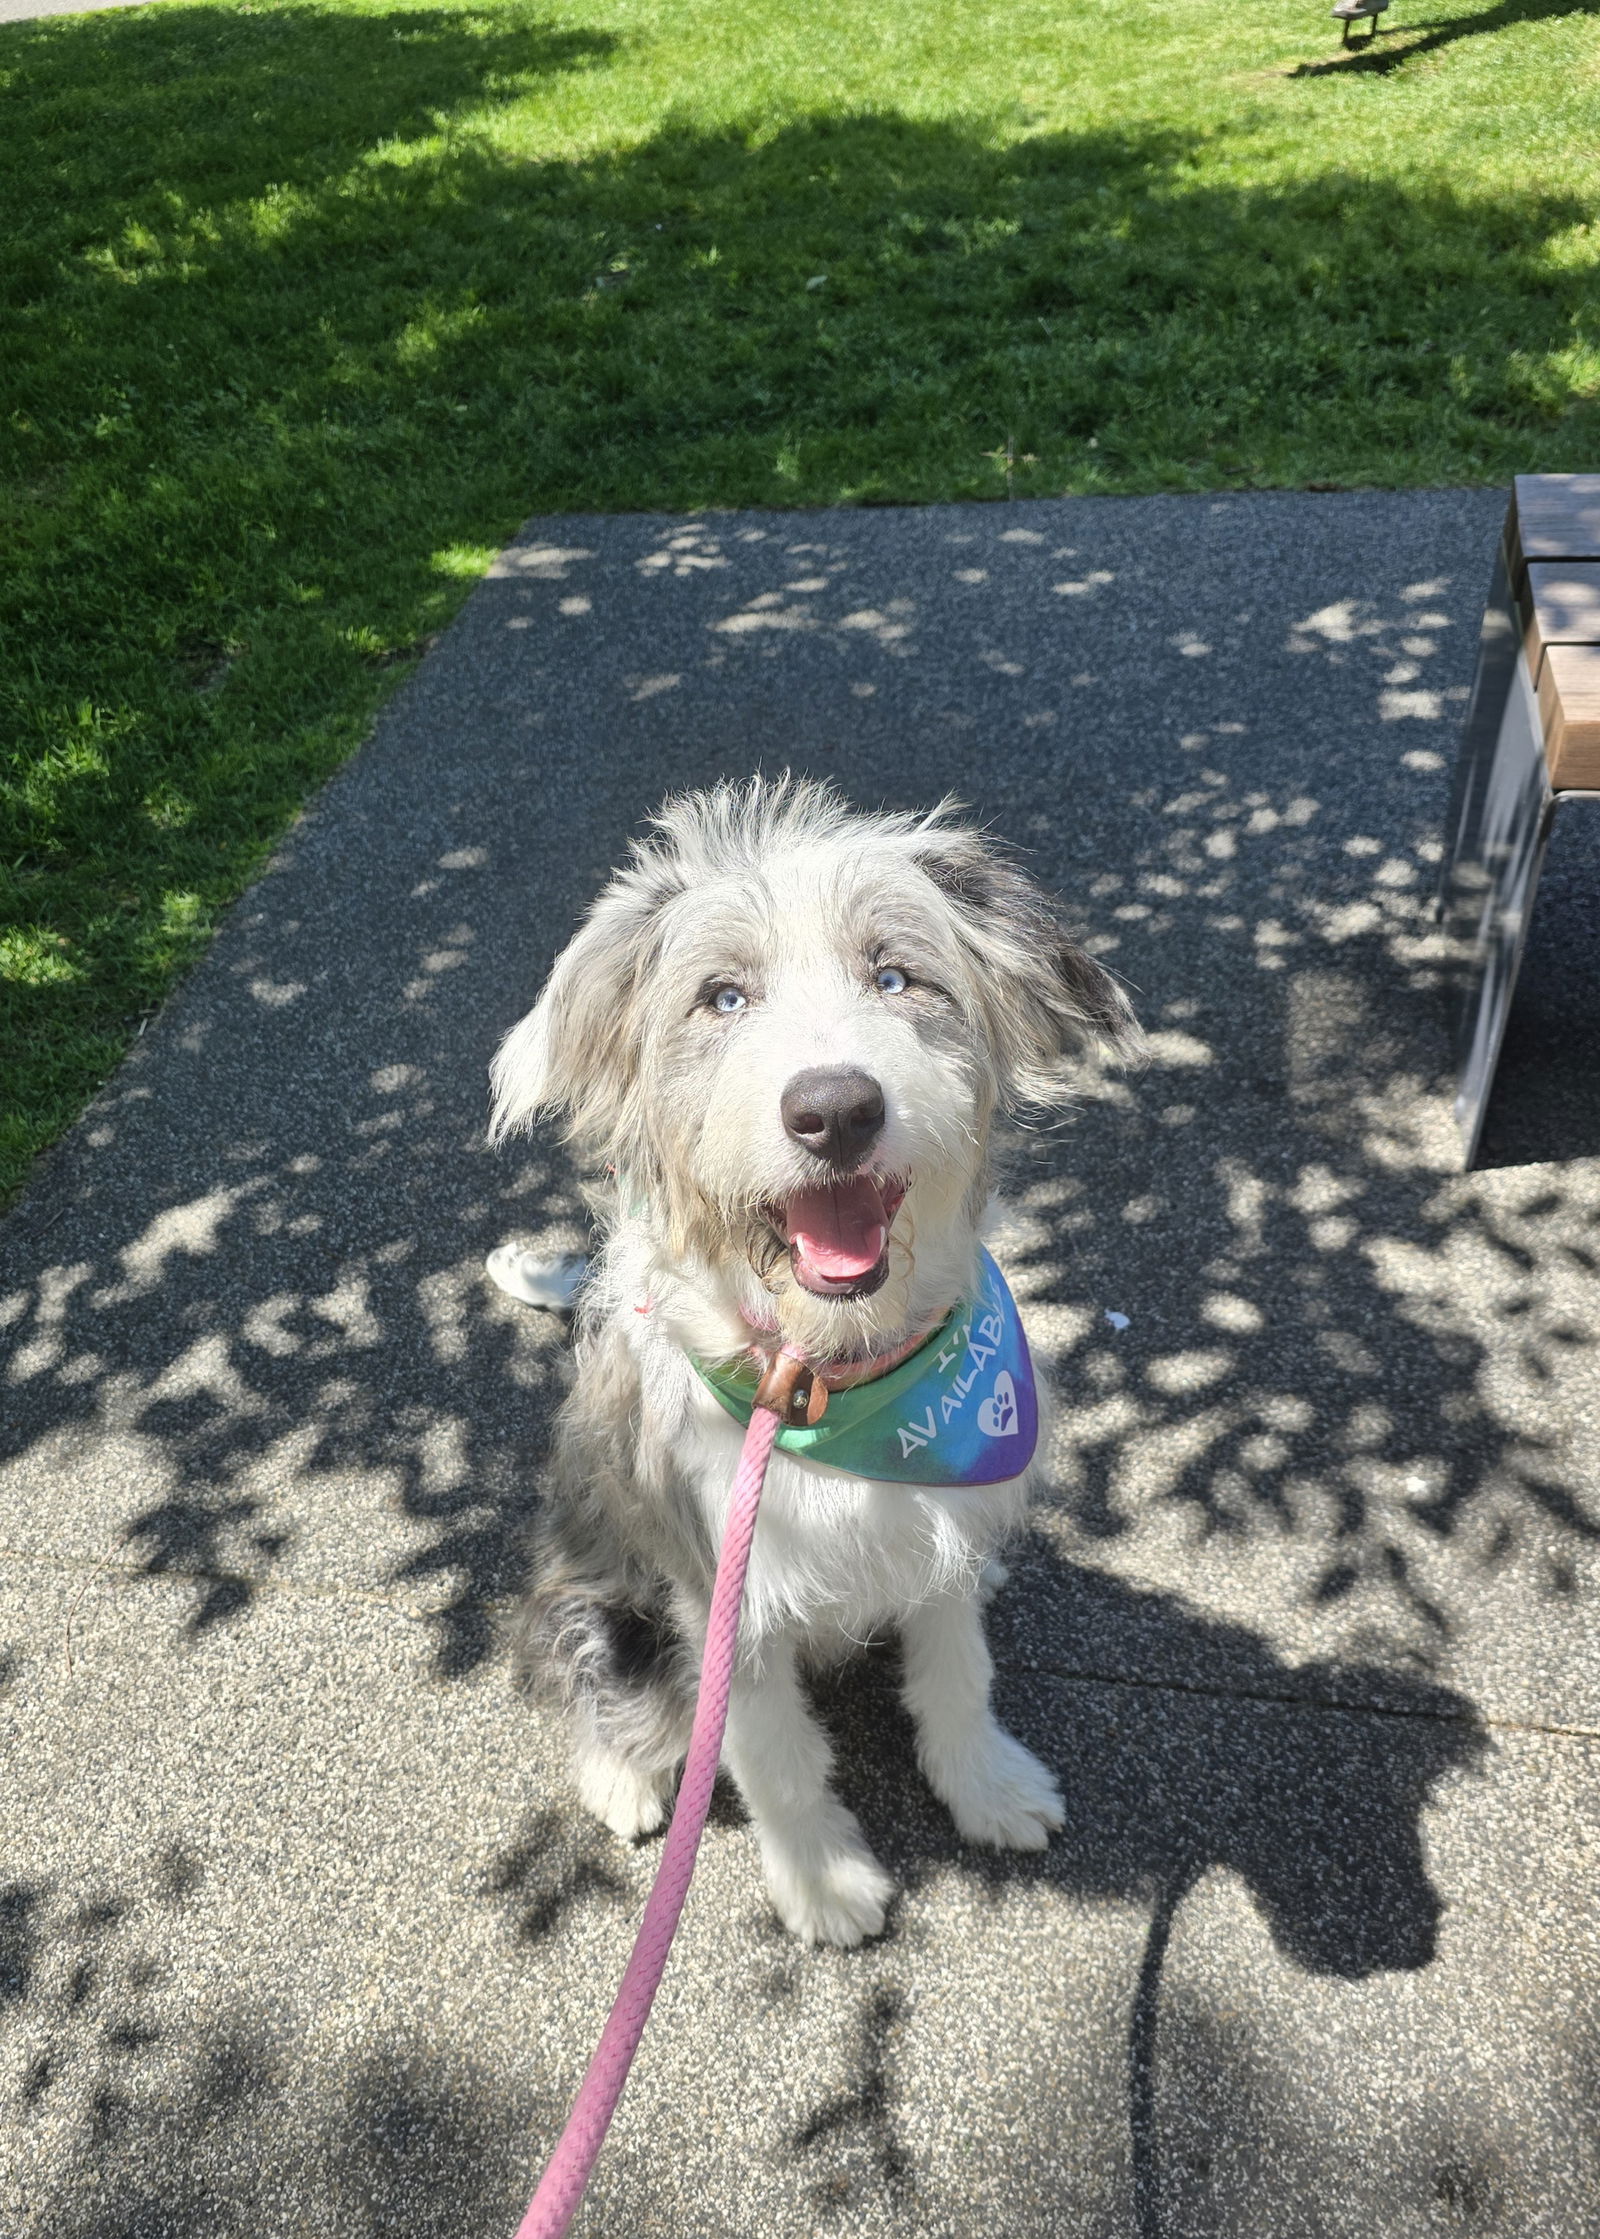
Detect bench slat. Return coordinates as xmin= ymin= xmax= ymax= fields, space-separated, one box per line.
xmin=1512 ymin=474 xmax=1600 ymax=575
xmin=1521 ymin=560 xmax=1600 ymax=675
xmin=1538 ymin=642 xmax=1600 ymax=790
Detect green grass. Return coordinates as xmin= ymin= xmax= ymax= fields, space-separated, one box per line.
xmin=3 ymin=0 xmax=1598 ymax=1201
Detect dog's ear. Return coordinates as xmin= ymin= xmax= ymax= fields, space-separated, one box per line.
xmin=913 ymin=830 xmax=1143 ymax=1103
xmin=489 ymin=862 xmax=680 ymax=1169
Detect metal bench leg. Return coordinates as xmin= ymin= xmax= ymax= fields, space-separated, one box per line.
xmin=1437 ymin=536 xmax=1518 ymax=925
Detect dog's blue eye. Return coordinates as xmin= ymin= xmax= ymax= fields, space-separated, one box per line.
xmin=712 ymin=985 xmax=747 ymax=1014
xmin=875 ymin=966 xmax=909 ymax=995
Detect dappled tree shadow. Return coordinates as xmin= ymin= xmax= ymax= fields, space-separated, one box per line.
xmin=0 ymin=1081 xmax=575 ymax=1670
xmin=2 ymin=1842 xmax=209 ymax=2181
xmin=812 ymin=1555 xmax=1487 ymax=2237
xmin=821 ymin=1559 xmax=1487 ymax=1976
xmin=5 ymin=496 xmax=1599 ymax=1697
xmin=6 ymin=34 xmax=1597 ymax=1693
xmin=1 ymin=1836 xmax=543 ymax=2239
xmin=791 ymin=1983 xmax=915 ymax=2215
xmin=1 ymin=16 xmax=1596 ymax=2235
xmin=4 ymin=0 xmax=1599 ymax=1198
xmin=482 ymin=1808 xmax=629 ymax=1944
xmin=1 ymin=1572 xmax=1488 ymax=2238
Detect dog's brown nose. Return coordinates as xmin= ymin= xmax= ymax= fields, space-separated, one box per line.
xmin=780 ymin=1068 xmax=886 ymax=1165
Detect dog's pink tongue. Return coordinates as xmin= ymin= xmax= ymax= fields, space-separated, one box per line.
xmin=786 ymin=1176 xmax=888 ymax=1281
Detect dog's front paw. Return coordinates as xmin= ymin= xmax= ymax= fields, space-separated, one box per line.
xmin=928 ymin=1725 xmax=1065 ymax=1852
xmin=574 ymin=1746 xmax=672 ymax=1842
xmin=765 ymin=1836 xmax=895 ymax=1948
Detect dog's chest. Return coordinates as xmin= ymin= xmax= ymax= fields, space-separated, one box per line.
xmin=674 ymin=1387 xmax=1024 ymax=1642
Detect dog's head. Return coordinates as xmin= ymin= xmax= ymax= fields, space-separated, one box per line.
xmin=492 ymin=778 xmax=1139 ymax=1352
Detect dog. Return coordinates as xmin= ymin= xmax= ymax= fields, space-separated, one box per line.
xmin=490 ymin=776 xmax=1138 ymax=1946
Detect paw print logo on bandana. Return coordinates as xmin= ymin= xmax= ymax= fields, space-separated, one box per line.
xmin=977 ymin=1371 xmax=1018 ymax=1439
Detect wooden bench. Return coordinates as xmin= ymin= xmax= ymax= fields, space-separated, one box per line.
xmin=1438 ymin=474 xmax=1600 ymax=1165
xmin=1518 ymin=511 xmax=1600 ymax=793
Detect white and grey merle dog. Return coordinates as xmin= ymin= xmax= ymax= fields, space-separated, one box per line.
xmin=490 ymin=777 xmax=1138 ymax=1946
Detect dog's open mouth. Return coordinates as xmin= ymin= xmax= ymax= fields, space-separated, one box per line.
xmin=765 ymin=1174 xmax=907 ymax=1299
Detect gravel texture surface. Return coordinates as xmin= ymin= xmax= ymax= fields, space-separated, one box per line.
xmin=4 ymin=490 xmax=1598 ymax=2237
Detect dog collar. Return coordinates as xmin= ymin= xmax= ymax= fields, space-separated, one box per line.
xmin=730 ymin=1307 xmax=943 ymax=1391
xmin=692 ymin=1248 xmax=1038 ymax=1486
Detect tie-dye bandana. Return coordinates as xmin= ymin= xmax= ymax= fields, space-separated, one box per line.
xmin=693 ymin=1248 xmax=1038 ymax=1486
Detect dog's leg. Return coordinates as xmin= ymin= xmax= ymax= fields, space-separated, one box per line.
xmin=901 ymin=1591 xmax=1064 ymax=1849
xmin=718 ymin=1634 xmax=895 ymax=1948
xmin=568 ymin=1656 xmax=692 ymax=1840
xmin=528 ymin=1583 xmax=693 ymax=1844
xmin=572 ymin=1721 xmax=679 ymax=1842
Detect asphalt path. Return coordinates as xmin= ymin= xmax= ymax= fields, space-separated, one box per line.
xmin=4 ymin=490 xmax=1599 ymax=2238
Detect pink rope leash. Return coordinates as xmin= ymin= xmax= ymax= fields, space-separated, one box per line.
xmin=513 ymin=1349 xmax=823 ymax=2239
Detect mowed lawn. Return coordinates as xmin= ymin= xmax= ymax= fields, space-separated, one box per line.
xmin=3 ymin=0 xmax=1598 ymax=1199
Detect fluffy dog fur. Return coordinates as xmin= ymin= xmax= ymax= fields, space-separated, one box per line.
xmin=491 ymin=776 xmax=1138 ymax=1946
